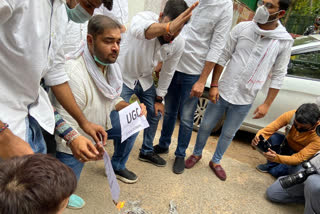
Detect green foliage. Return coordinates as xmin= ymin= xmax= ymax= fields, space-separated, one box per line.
xmin=292 ymin=0 xmax=320 ymax=16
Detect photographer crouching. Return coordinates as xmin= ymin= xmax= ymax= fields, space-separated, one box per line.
xmin=252 ymin=103 xmax=320 ymax=214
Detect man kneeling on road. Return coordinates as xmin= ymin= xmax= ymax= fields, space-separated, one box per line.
xmin=252 ymin=103 xmax=320 ymax=178
xmin=253 ymin=104 xmax=320 ymax=214
xmin=52 ymin=15 xmax=147 ymax=186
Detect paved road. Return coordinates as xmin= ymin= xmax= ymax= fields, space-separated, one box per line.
xmin=64 ymin=121 xmax=304 ymax=214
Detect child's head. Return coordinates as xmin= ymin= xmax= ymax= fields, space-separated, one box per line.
xmin=0 ymin=154 xmax=77 ymax=214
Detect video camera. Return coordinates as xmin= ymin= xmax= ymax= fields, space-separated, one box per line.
xmin=279 ymin=152 xmax=320 ymax=189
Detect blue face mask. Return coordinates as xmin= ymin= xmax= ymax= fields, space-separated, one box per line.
xmin=65 ymin=3 xmax=91 ymax=23
xmin=94 ymin=55 xmax=110 ymax=66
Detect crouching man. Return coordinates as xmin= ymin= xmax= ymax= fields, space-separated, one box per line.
xmin=252 ymin=103 xmax=320 ymax=177
xmin=51 ymin=15 xmax=147 ymax=187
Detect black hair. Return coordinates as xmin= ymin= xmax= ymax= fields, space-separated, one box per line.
xmin=295 ymin=103 xmax=320 ymax=126
xmin=163 ymin=0 xmax=189 ymax=20
xmin=88 ymin=15 xmax=121 ymax=39
xmin=278 ymin=0 xmax=291 ymax=11
xmin=102 ymin=0 xmax=113 ymax=10
xmin=0 ymin=154 xmax=77 ymax=214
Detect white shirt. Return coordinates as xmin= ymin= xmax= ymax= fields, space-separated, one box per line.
xmin=176 ymin=0 xmax=233 ymax=75
xmin=117 ymin=11 xmax=185 ymax=97
xmin=0 ymin=0 xmax=69 ymax=140
xmin=218 ymin=21 xmax=293 ymax=105
xmin=51 ymin=56 xmax=123 ymax=154
xmin=64 ymin=0 xmax=128 ymax=55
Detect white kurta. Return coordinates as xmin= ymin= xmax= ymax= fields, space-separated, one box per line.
xmin=51 ymin=56 xmax=123 ymax=155
xmin=117 ymin=11 xmax=185 ymax=97
xmin=0 ymin=0 xmax=69 ymax=140
xmin=218 ymin=21 xmax=293 ymax=105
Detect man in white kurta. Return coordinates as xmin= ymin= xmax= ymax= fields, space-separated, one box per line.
xmin=52 ymin=15 xmax=146 ymax=184
xmin=186 ymin=0 xmax=293 ymax=181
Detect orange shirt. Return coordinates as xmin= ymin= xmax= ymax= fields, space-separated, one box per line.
xmin=257 ymin=110 xmax=320 ymax=165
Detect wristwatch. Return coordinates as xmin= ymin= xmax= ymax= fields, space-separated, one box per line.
xmin=155 ymin=96 xmax=163 ymax=103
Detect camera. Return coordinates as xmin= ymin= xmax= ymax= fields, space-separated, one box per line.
xmin=255 ymin=135 xmax=272 ymax=153
xmin=279 ymin=152 xmax=320 ymax=189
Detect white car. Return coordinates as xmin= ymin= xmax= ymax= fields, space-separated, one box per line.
xmin=194 ymin=35 xmax=320 ymax=134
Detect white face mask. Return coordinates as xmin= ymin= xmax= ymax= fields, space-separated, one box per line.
xmin=253 ymin=5 xmax=281 ymax=24
xmin=65 ymin=3 xmax=91 ymax=23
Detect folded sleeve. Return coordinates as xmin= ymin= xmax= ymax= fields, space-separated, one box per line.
xmin=129 ymin=12 xmax=157 ymax=40
xmin=205 ymin=5 xmax=233 ymax=63
xmin=269 ymin=40 xmax=293 ymax=89
xmin=0 ymin=0 xmax=14 ymax=25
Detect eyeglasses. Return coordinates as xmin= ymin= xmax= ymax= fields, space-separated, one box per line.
xmin=257 ymin=0 xmax=279 ymax=9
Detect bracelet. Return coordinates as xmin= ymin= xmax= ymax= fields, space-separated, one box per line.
xmin=166 ymin=22 xmax=172 ymax=34
xmin=0 ymin=123 xmax=9 ymax=133
xmin=210 ymin=84 xmax=218 ymax=88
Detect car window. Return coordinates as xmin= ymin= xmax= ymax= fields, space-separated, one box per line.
xmin=288 ymin=50 xmax=320 ymax=80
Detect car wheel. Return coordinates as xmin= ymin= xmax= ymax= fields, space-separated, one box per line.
xmin=193 ymin=91 xmax=224 ymax=133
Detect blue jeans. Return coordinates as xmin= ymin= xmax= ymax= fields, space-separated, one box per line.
xmin=121 ymin=82 xmax=160 ymax=155
xmin=264 ymin=133 xmax=299 ymax=178
xmin=26 ymin=115 xmax=47 ymax=154
xmin=56 ymin=110 xmax=138 ymax=180
xmin=267 ymin=174 xmax=320 ymax=214
xmin=193 ymin=96 xmax=251 ymax=164
xmin=158 ymin=71 xmax=200 ymax=157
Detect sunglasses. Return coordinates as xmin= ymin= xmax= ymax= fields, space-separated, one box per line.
xmin=257 ymin=0 xmax=279 ymax=9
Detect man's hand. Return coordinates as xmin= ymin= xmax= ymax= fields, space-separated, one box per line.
xmin=253 ymin=103 xmax=270 ymax=119
xmin=209 ymin=87 xmax=219 ymax=104
xmin=80 ymin=121 xmax=108 ymax=145
xmin=190 ymin=80 xmax=205 ymax=98
xmin=0 ymin=130 xmax=34 ymax=159
xmin=263 ymin=148 xmax=277 ymax=162
xmin=169 ymin=1 xmax=199 ymax=35
xmin=139 ymin=103 xmax=147 ymax=117
xmin=69 ymin=135 xmax=105 ymax=162
xmin=154 ymin=102 xmax=164 ymax=117
xmin=155 ymin=62 xmax=163 ymax=79
xmin=251 ymin=135 xmax=259 ymax=150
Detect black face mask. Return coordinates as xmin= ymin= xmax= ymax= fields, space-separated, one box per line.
xmin=157 ymin=36 xmax=171 ymax=45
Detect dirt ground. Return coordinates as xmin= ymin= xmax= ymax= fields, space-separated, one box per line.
xmin=64 ymin=120 xmax=304 ymax=214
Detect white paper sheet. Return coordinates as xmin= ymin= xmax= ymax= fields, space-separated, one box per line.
xmin=119 ymin=101 xmax=149 ymax=143
xmin=103 ymin=148 xmax=120 ymax=203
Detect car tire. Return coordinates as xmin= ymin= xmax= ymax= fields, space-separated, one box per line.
xmin=193 ymin=90 xmax=224 ymax=133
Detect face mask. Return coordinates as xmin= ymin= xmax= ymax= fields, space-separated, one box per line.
xmin=94 ymin=55 xmax=110 ymax=66
xmin=253 ymin=5 xmax=280 ymax=24
xmin=65 ymin=3 xmax=91 ymax=23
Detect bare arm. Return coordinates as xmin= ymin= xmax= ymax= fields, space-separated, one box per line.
xmin=51 ymin=82 xmax=108 ymax=144
xmin=144 ymin=1 xmax=199 ymax=40
xmin=208 ymin=64 xmax=224 ymax=103
xmin=253 ymin=88 xmax=279 ymax=119
xmin=115 ymin=101 xmax=130 ymax=111
xmin=0 ymin=121 xmax=34 ymax=159
xmin=190 ymin=61 xmax=216 ymax=97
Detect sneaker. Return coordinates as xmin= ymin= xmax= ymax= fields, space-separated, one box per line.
xmin=67 ymin=194 xmax=85 ymax=209
xmin=153 ymin=144 xmax=169 ymax=154
xmin=173 ymin=157 xmax=185 ymax=174
xmin=185 ymin=155 xmax=202 ymax=169
xmin=209 ymin=161 xmax=227 ymax=181
xmin=256 ymin=164 xmax=269 ymax=173
xmin=139 ymin=152 xmax=166 ymax=167
xmin=114 ymin=168 xmax=138 ymax=184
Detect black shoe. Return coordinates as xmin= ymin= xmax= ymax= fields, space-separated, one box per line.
xmin=173 ymin=157 xmax=185 ymax=174
xmin=139 ymin=152 xmax=166 ymax=167
xmin=114 ymin=168 xmax=138 ymax=184
xmin=153 ymin=144 xmax=169 ymax=154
